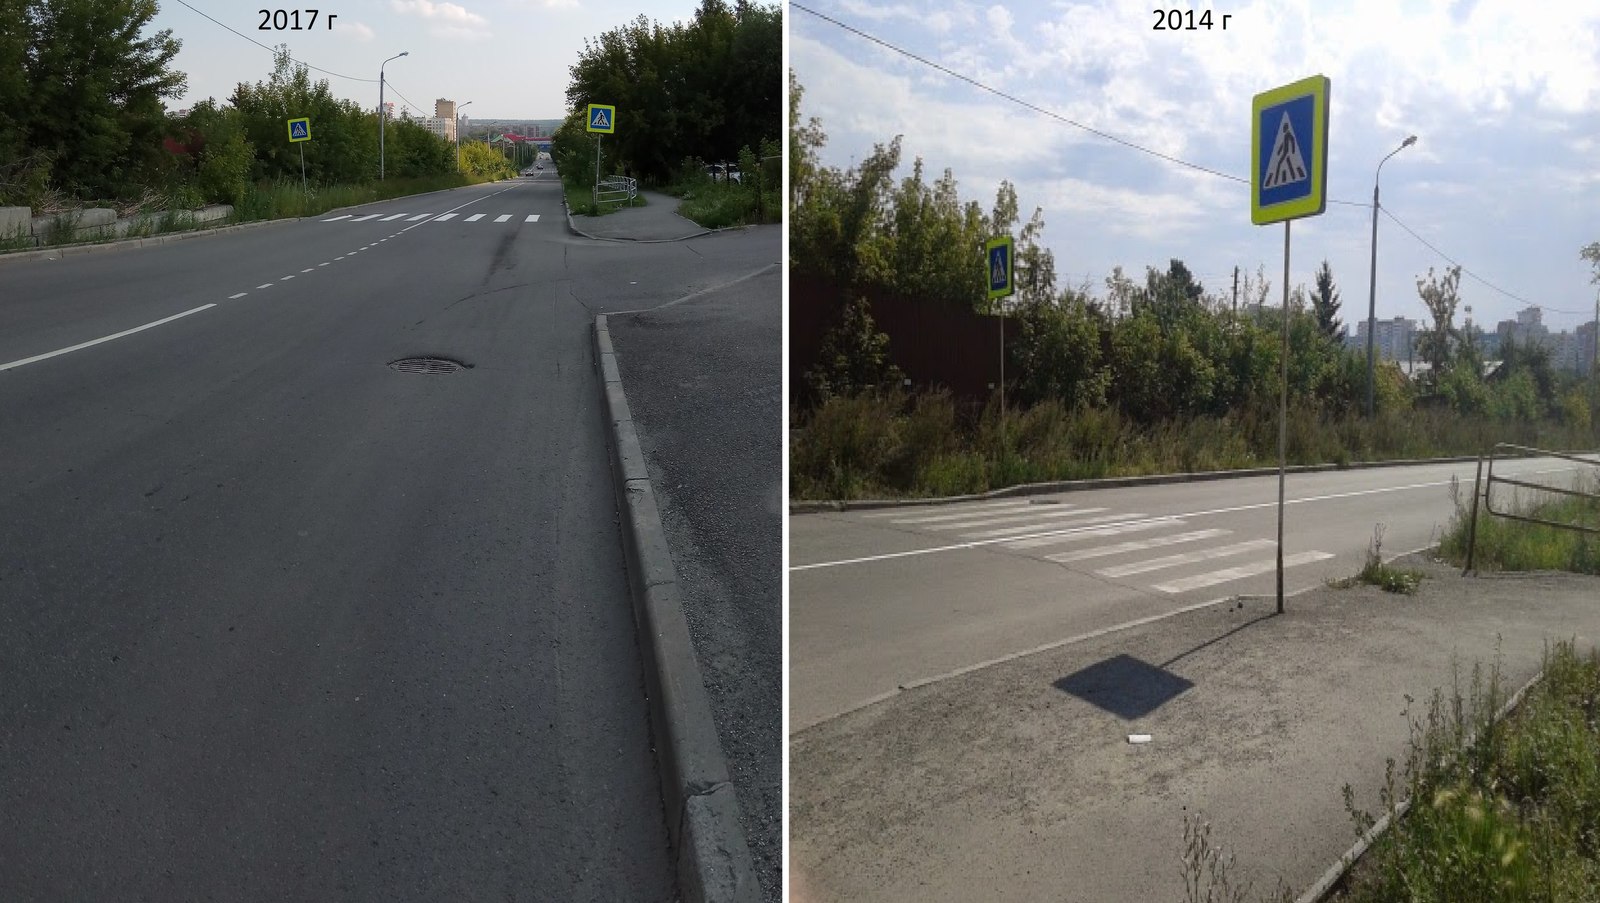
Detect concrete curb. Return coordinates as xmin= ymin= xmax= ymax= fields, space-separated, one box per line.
xmin=789 ymin=454 xmax=1490 ymax=514
xmin=593 ymin=314 xmax=760 ymax=903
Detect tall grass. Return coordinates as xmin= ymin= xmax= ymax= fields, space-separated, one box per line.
xmin=231 ymin=173 xmax=492 ymax=222
xmin=1439 ymin=472 xmax=1600 ymax=575
xmin=790 ymin=389 xmax=1600 ymax=500
xmin=663 ymin=173 xmax=780 ymax=229
xmin=1338 ymin=642 xmax=1600 ymax=901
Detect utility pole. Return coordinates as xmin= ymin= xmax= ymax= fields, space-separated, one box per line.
xmin=1232 ymin=265 xmax=1239 ymax=320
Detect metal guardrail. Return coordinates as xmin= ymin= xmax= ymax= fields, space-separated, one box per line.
xmin=594 ymin=175 xmax=637 ymax=207
xmin=1464 ymin=443 xmax=1600 ymax=573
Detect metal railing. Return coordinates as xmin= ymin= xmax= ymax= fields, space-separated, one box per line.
xmin=594 ymin=175 xmax=637 ymax=207
xmin=1464 ymin=443 xmax=1600 ymax=573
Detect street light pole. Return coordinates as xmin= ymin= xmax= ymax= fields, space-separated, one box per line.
xmin=378 ymin=51 xmax=409 ymax=180
xmin=455 ymin=100 xmax=473 ymax=171
xmin=1364 ymin=134 xmax=1417 ymax=416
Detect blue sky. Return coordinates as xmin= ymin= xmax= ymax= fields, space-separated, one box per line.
xmin=789 ymin=0 xmax=1600 ymax=333
xmin=152 ymin=0 xmax=715 ymax=123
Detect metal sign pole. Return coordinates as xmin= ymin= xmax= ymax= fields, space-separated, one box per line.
xmin=1277 ymin=219 xmax=1290 ymax=614
xmin=299 ymin=143 xmax=307 ymax=194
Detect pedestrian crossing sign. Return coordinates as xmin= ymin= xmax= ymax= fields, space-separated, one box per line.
xmin=287 ymin=117 xmax=311 ymax=142
xmin=1251 ymin=75 xmax=1328 ymax=225
xmin=586 ymin=104 xmax=615 ymax=134
xmin=986 ymin=236 xmax=1013 ymax=300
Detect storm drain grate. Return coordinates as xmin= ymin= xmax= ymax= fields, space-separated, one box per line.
xmin=388 ymin=357 xmax=469 ymax=374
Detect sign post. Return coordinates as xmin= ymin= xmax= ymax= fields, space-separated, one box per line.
xmin=287 ymin=117 xmax=311 ymax=194
xmin=586 ymin=104 xmax=615 ymax=208
xmin=1251 ymin=74 xmax=1330 ymax=614
xmin=986 ymin=235 xmax=1014 ymax=459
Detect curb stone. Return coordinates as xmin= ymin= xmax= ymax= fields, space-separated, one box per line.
xmin=593 ymin=314 xmax=760 ymax=903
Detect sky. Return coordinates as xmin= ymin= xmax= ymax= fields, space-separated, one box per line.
xmin=789 ymin=0 xmax=1600 ymax=333
xmin=150 ymin=0 xmax=715 ymax=122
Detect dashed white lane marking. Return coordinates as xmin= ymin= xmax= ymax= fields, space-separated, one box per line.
xmin=432 ymin=213 xmax=457 ymax=221
xmin=464 ymin=213 xmax=486 ymax=222
xmin=1098 ymin=539 xmax=1277 ymax=578
xmin=494 ymin=214 xmax=512 ymax=222
xmin=322 ymin=214 xmax=353 ymax=222
xmin=1153 ymin=551 xmax=1335 ymax=594
xmin=349 ymin=214 xmax=382 ymax=222
xmin=256 ymin=283 xmax=272 ymax=289
xmin=406 ymin=214 xmax=431 ymax=221
xmin=380 ymin=213 xmax=408 ymax=221
xmin=1047 ymin=529 xmax=1231 ymax=563
xmin=318 ymin=262 xmax=330 ymax=266
xmin=960 ymin=511 xmax=1133 ymax=540
xmin=927 ymin=506 xmax=1109 ymax=532
xmin=0 ymin=304 xmax=217 ymax=372
xmin=228 ymin=292 xmax=247 ymax=299
xmin=302 ymin=267 xmax=314 ymax=272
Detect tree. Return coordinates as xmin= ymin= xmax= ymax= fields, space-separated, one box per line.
xmin=804 ymin=294 xmax=903 ymax=401
xmin=1312 ymin=259 xmax=1343 ymax=343
xmin=1414 ymin=265 xmax=1463 ymax=387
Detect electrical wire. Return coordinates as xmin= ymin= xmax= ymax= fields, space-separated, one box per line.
xmin=171 ymin=0 xmax=380 ymax=83
xmin=794 ymin=2 xmax=1578 ymax=320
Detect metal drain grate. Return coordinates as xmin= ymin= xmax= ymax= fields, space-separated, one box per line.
xmin=389 ymin=357 xmax=468 ymax=374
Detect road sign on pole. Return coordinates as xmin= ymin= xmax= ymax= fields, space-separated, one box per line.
xmin=1251 ymin=75 xmax=1328 ymax=225
xmin=585 ymin=104 xmax=615 ymax=134
xmin=287 ymin=117 xmax=311 ymax=142
xmin=986 ymin=236 xmax=1013 ymax=301
xmin=1251 ymin=74 xmax=1330 ymax=615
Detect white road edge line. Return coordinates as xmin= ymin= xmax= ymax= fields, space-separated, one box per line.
xmin=0 ymin=304 xmax=217 ymax=372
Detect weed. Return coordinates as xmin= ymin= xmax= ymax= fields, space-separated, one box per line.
xmin=1330 ymin=526 xmax=1425 ymax=594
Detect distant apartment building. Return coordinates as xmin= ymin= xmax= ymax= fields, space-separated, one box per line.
xmin=1351 ymin=316 xmax=1419 ymax=362
xmin=433 ymin=99 xmax=458 ymax=141
xmin=417 ymin=116 xmax=451 ymax=140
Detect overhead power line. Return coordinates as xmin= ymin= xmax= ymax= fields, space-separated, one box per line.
xmin=794 ymin=2 xmax=1565 ymax=315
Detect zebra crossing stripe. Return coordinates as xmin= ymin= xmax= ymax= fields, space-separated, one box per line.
xmin=1047 ymin=529 xmax=1232 ymax=564
xmin=322 ymin=214 xmax=353 ymax=222
xmin=526 ymin=214 xmax=540 ymax=222
xmin=1097 ymin=539 xmax=1275 ymax=578
xmin=406 ymin=214 xmax=431 ymax=221
xmin=432 ymin=213 xmax=457 ymax=221
xmin=494 ymin=214 xmax=512 ymax=222
xmin=380 ymin=213 xmax=408 ymax=221
xmin=465 ymin=213 xmax=486 ymax=222
xmin=870 ymin=500 xmax=1032 ymax=521
xmin=1152 ymin=551 xmax=1334 ymax=594
xmin=960 ymin=510 xmax=1127 ymax=540
xmin=1003 ymin=518 xmax=1181 ymax=550
xmin=349 ymin=214 xmax=382 ymax=222
xmin=926 ymin=507 xmax=1109 ymax=531
xmin=891 ymin=501 xmax=1045 ymax=524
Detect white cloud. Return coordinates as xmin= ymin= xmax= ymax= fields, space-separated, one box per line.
xmin=343 ymin=21 xmax=375 ymax=42
xmin=389 ymin=0 xmax=488 ymax=26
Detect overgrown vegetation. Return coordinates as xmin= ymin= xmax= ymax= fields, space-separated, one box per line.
xmin=788 ymin=71 xmax=1600 ymax=499
xmin=0 ymin=4 xmax=497 ymax=238
xmin=551 ymin=0 xmax=780 ymax=225
xmin=1336 ymin=642 xmax=1600 ymax=901
xmin=1439 ymin=473 xmax=1600 ymax=575
xmin=1330 ymin=526 xmax=1425 ymax=594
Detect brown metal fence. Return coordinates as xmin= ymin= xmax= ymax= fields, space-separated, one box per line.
xmin=1463 ymin=443 xmax=1600 ymax=573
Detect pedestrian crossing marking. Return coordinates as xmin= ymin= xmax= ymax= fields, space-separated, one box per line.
xmin=960 ymin=511 xmax=1135 ymax=540
xmin=1153 ymin=550 xmax=1334 ymax=594
xmin=349 ymin=214 xmax=382 ymax=222
xmin=1262 ymin=111 xmax=1308 ymax=189
xmin=380 ymin=213 xmax=408 ymax=221
xmin=465 ymin=213 xmax=486 ymax=222
xmin=433 ymin=213 xmax=457 ymax=221
xmin=495 ymin=214 xmax=512 ymax=222
xmin=526 ymin=214 xmax=540 ymax=222
xmin=1003 ymin=518 xmax=1182 ymax=550
xmin=895 ymin=503 xmax=1076 ymax=526
xmin=925 ymin=506 xmax=1107 ymax=532
xmin=865 ymin=500 xmax=1032 ymax=519
xmin=1098 ymin=539 xmax=1276 ymax=578
xmin=407 ymin=213 xmax=431 ymax=221
xmin=322 ymin=214 xmax=352 ymax=222
xmin=1046 ymin=529 xmax=1231 ymax=564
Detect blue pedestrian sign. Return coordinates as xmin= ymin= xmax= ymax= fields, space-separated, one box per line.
xmin=586 ymin=103 xmax=616 ymax=134
xmin=986 ymin=236 xmax=1013 ymax=300
xmin=1250 ymin=75 xmax=1329 ymax=225
xmin=287 ymin=117 xmax=311 ymax=143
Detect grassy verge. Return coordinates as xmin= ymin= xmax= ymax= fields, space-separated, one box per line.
xmin=1334 ymin=641 xmax=1600 ymax=901
xmin=1438 ymin=473 xmax=1600 ymax=575
xmin=561 ymin=178 xmax=645 ymax=217
xmin=789 ymin=389 xmax=1600 ymax=500
xmin=662 ymin=174 xmax=780 ymax=228
xmin=1329 ymin=527 xmax=1426 ymax=594
xmin=232 ymin=173 xmax=494 ymax=222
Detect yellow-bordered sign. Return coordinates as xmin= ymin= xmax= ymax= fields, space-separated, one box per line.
xmin=585 ymin=104 xmax=615 ymax=134
xmin=986 ymin=236 xmax=1013 ymax=300
xmin=287 ymin=117 xmax=311 ymax=142
xmin=1251 ymin=75 xmax=1329 ymax=225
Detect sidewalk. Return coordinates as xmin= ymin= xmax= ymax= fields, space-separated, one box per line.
xmin=789 ymin=555 xmax=1600 ymax=902
xmin=568 ymin=188 xmax=711 ymax=241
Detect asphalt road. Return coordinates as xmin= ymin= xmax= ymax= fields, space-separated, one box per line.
xmin=607 ymin=264 xmax=783 ymax=902
xmin=0 ymin=174 xmax=773 ymax=900
xmin=790 ymin=455 xmax=1598 ymax=729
